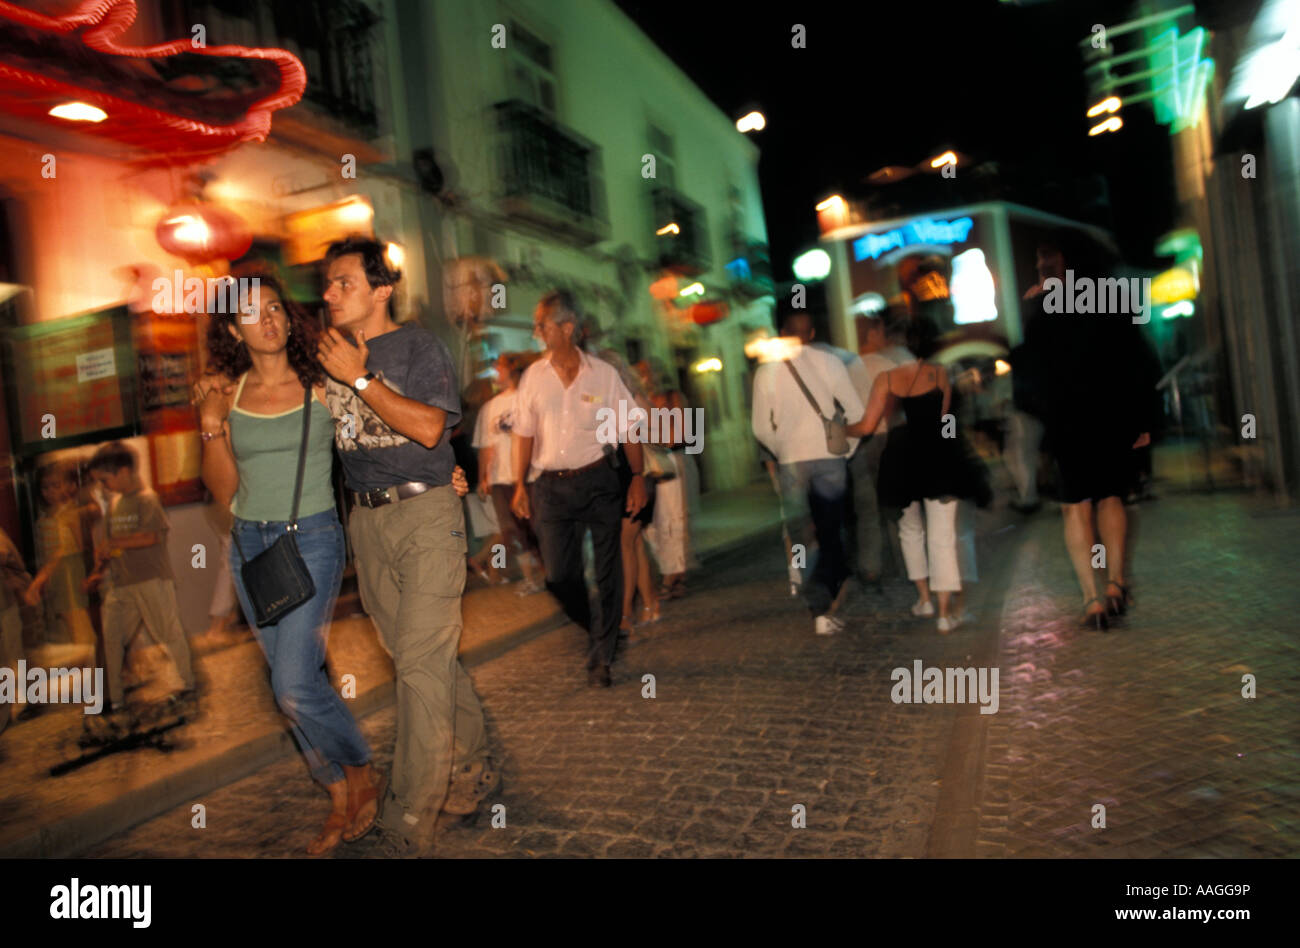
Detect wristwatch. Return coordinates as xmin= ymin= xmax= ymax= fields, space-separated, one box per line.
xmin=354 ymin=372 xmax=377 ymax=392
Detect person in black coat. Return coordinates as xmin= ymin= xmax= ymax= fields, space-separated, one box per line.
xmin=1020 ymin=232 xmax=1161 ymax=630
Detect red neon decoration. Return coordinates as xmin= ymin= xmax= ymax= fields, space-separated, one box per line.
xmin=0 ymin=0 xmax=306 ymax=166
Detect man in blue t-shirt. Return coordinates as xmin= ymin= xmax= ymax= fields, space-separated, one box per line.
xmin=317 ymin=237 xmax=495 ymax=854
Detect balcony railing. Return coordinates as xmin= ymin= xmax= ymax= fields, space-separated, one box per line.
xmin=651 ymin=187 xmax=710 ymax=274
xmin=494 ymin=100 xmax=608 ymax=245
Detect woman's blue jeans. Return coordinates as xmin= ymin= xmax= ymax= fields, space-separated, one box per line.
xmin=230 ymin=509 xmax=370 ymax=785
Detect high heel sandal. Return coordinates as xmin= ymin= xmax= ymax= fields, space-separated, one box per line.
xmin=620 ymin=613 xmax=634 ymax=637
xmin=639 ymin=601 xmax=661 ymax=625
xmin=1105 ymin=580 xmax=1133 ymax=617
xmin=1080 ymin=597 xmax=1109 ymax=632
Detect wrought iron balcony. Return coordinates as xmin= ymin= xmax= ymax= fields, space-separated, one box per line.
xmin=493 ymin=100 xmax=609 ymax=245
xmin=651 ymin=187 xmax=710 ymax=275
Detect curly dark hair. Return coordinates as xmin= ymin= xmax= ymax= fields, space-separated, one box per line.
xmin=204 ymin=266 xmax=324 ymax=388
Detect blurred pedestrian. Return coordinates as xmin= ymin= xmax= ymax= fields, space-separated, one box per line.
xmin=86 ymin=442 xmax=197 ymax=708
xmin=27 ymin=462 xmax=95 ymax=647
xmin=318 ymin=237 xmax=494 ymax=852
xmin=474 ymin=353 xmax=545 ymax=594
xmin=0 ymin=527 xmax=35 ymax=735
xmin=636 ymin=360 xmax=692 ymax=600
xmin=851 ymin=313 xmax=913 ymax=585
xmin=510 ymin=290 xmax=648 ymax=686
xmin=848 ymin=316 xmax=983 ymax=633
xmin=752 ymin=310 xmax=865 ymax=635
xmin=1020 ymin=232 xmax=1161 ymax=629
xmin=198 ymin=267 xmax=382 ymax=856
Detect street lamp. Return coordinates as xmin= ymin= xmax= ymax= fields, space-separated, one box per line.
xmin=792 ymin=248 xmax=831 ymax=282
xmin=736 ymin=110 xmax=766 ymax=133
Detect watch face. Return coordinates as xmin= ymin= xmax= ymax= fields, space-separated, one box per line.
xmin=355 ymin=376 xmax=370 ymax=390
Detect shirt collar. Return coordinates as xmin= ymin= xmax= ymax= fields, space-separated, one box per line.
xmin=545 ymin=349 xmax=592 ymax=381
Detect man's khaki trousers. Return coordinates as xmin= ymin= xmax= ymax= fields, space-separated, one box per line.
xmin=349 ymin=485 xmax=488 ymax=825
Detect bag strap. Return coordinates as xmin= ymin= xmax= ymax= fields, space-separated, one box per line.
xmin=785 ymin=358 xmax=827 ymax=421
xmin=230 ymin=385 xmax=313 ymax=566
xmin=288 ymin=385 xmax=312 ymax=529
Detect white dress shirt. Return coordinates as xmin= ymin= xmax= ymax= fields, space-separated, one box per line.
xmin=514 ymin=350 xmax=636 ymax=475
xmin=751 ymin=343 xmax=865 ymax=465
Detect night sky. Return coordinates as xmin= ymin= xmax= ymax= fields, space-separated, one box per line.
xmin=614 ymin=0 xmax=1179 ymax=281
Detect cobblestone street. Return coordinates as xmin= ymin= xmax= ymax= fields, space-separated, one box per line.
xmin=85 ymin=493 xmax=1299 ymax=859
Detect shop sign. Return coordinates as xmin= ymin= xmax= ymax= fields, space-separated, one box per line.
xmin=853 ymin=217 xmax=975 ymax=262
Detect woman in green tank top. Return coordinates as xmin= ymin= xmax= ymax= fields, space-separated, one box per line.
xmin=195 ymin=268 xmax=385 ymax=855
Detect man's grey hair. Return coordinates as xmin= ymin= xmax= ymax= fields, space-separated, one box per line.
xmin=538 ymin=288 xmax=582 ymax=327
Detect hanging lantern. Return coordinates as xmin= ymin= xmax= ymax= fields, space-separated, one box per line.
xmin=648 ymin=273 xmax=680 ymax=301
xmin=689 ymin=301 xmax=729 ymax=325
xmin=156 ymin=203 xmax=253 ymax=265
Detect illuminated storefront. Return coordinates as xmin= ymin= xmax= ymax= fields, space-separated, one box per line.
xmin=820 ymin=201 xmax=1117 ymax=356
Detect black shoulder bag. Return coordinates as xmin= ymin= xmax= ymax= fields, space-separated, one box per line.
xmin=231 ymin=387 xmax=317 ymax=626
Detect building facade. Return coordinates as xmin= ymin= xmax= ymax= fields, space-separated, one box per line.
xmin=394 ymin=0 xmax=775 ymax=492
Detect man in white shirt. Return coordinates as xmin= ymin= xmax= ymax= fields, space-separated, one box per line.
xmin=511 ymin=290 xmax=647 ymax=687
xmin=751 ymin=311 xmax=865 ymax=635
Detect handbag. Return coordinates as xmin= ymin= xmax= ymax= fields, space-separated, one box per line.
xmin=785 ymin=359 xmax=850 ymax=455
xmin=231 ymin=387 xmax=317 ymax=627
xmin=641 ymin=443 xmax=677 ymax=482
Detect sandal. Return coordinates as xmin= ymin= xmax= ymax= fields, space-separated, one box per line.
xmin=342 ymin=770 xmax=388 ymax=844
xmin=307 ymin=809 xmax=351 ymax=857
xmin=639 ymin=601 xmax=661 ymax=625
xmin=1080 ymin=597 xmax=1109 ymax=632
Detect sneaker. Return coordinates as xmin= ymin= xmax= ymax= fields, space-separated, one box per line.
xmin=515 ymin=579 xmax=544 ymax=597
xmin=910 ymin=599 xmax=935 ymax=618
xmin=937 ymin=615 xmax=961 ymax=634
xmin=814 ymin=614 xmax=843 ymax=636
xmin=442 ymin=758 xmax=501 ymax=816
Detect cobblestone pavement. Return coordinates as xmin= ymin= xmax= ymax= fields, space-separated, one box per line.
xmin=86 ymin=532 xmax=983 ymax=858
xmin=84 ymin=492 xmax=1299 ymax=858
xmin=972 ymin=494 xmax=1300 ymax=858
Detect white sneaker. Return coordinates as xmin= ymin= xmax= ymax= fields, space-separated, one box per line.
xmin=910 ymin=599 xmax=935 ymax=618
xmin=937 ymin=615 xmax=961 ymax=634
xmin=815 ymin=614 xmax=843 ymax=636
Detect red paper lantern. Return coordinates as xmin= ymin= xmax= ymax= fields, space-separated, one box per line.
xmin=156 ymin=203 xmax=253 ymax=265
xmin=689 ymin=301 xmax=729 ymax=325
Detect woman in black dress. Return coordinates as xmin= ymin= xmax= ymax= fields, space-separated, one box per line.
xmin=849 ymin=317 xmax=982 ymax=632
xmin=1021 ymin=232 xmax=1161 ymax=629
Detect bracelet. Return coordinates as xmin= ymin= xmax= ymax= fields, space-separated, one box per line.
xmin=200 ymin=427 xmax=225 ymax=442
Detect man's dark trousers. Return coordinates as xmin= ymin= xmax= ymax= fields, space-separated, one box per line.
xmin=532 ymin=461 xmax=624 ymax=670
